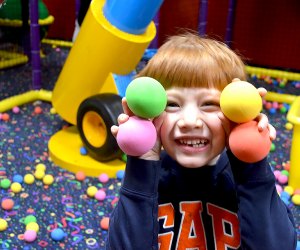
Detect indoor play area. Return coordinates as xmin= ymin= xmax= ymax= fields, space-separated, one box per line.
xmin=0 ymin=0 xmax=300 ymax=248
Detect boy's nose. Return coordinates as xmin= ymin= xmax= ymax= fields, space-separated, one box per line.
xmin=177 ymin=114 xmax=203 ymax=129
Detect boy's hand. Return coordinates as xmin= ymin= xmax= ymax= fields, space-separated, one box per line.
xmin=218 ymin=85 xmax=276 ymax=147
xmin=111 ymin=97 xmax=164 ymax=161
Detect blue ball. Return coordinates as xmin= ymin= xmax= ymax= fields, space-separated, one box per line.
xmin=51 ymin=228 xmax=66 ymax=241
xmin=296 ymin=240 xmax=300 ymax=250
xmin=13 ymin=174 xmax=23 ymax=184
xmin=116 ymin=170 xmax=125 ymax=180
xmin=80 ymin=146 xmax=88 ymax=155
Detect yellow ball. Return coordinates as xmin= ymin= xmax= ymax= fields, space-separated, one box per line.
xmin=11 ymin=182 xmax=22 ymax=193
xmin=43 ymin=175 xmax=54 ymax=185
xmin=291 ymin=194 xmax=300 ymax=206
xmin=35 ymin=163 xmax=46 ymax=172
xmin=284 ymin=186 xmax=294 ymax=196
xmin=87 ymin=186 xmax=98 ymax=197
xmin=34 ymin=169 xmax=45 ymax=180
xmin=285 ymin=122 xmax=293 ymax=130
xmin=220 ymin=81 xmax=262 ymax=123
xmin=24 ymin=174 xmax=35 ymax=184
xmin=26 ymin=222 xmax=39 ymax=232
xmin=0 ymin=218 xmax=8 ymax=231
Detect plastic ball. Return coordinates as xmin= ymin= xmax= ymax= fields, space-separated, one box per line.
xmin=87 ymin=186 xmax=98 ymax=197
xmin=273 ymin=170 xmax=281 ymax=180
xmin=80 ymin=146 xmax=88 ymax=155
xmin=220 ymin=81 xmax=262 ymax=123
xmin=1 ymin=113 xmax=10 ymax=121
xmin=277 ymin=174 xmax=288 ymax=185
xmin=24 ymin=215 xmax=37 ymax=225
xmin=12 ymin=106 xmax=20 ymax=113
xmin=34 ymin=106 xmax=42 ymax=114
xmin=10 ymin=182 xmax=22 ymax=193
xmin=75 ymin=171 xmax=86 ymax=181
xmin=43 ymin=175 xmax=54 ymax=185
xmin=117 ymin=116 xmax=157 ymax=156
xmin=13 ymin=174 xmax=23 ymax=184
xmin=294 ymin=189 xmax=300 ymax=195
xmin=100 ymin=217 xmax=110 ymax=230
xmin=291 ymin=194 xmax=300 ymax=206
xmin=270 ymin=143 xmax=276 ymax=152
xmin=285 ymin=122 xmax=293 ymax=130
xmin=24 ymin=174 xmax=35 ymax=184
xmin=35 ymin=163 xmax=46 ymax=172
xmin=51 ymin=228 xmax=66 ymax=241
xmin=0 ymin=178 xmax=11 ymax=189
xmin=95 ymin=189 xmax=106 ymax=201
xmin=126 ymin=77 xmax=167 ymax=118
xmin=98 ymin=173 xmax=109 ymax=183
xmin=26 ymin=222 xmax=39 ymax=232
xmin=116 ymin=170 xmax=125 ymax=180
xmin=1 ymin=198 xmax=14 ymax=210
xmin=284 ymin=186 xmax=294 ymax=196
xmin=229 ymin=121 xmax=271 ymax=163
xmin=0 ymin=218 xmax=8 ymax=231
xmin=34 ymin=169 xmax=45 ymax=180
xmin=24 ymin=230 xmax=37 ymax=242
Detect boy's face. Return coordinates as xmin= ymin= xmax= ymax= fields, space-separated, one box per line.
xmin=160 ymin=87 xmax=226 ymax=168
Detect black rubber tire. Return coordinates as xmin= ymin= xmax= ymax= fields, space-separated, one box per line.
xmin=77 ymin=93 xmax=123 ymax=162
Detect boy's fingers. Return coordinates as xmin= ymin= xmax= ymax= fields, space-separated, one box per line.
xmin=121 ymin=97 xmax=135 ymax=116
xmin=268 ymin=124 xmax=277 ymax=141
xmin=256 ymin=113 xmax=268 ymax=131
xmin=111 ymin=125 xmax=118 ymax=137
xmin=257 ymin=87 xmax=267 ymax=97
xmin=117 ymin=113 xmax=129 ymax=124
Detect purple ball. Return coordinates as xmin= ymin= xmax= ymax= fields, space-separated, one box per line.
xmin=117 ymin=116 xmax=157 ymax=156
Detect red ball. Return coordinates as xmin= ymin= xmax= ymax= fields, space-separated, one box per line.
xmin=229 ymin=121 xmax=271 ymax=163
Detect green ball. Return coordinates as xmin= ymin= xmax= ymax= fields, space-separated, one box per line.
xmin=24 ymin=215 xmax=37 ymax=225
xmin=0 ymin=179 xmax=11 ymax=189
xmin=126 ymin=77 xmax=167 ymax=118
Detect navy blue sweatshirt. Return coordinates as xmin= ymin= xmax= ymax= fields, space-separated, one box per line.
xmin=106 ymin=151 xmax=297 ymax=249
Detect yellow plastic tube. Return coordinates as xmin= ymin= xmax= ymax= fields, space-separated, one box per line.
xmin=286 ymin=96 xmax=300 ymax=189
xmin=0 ymin=90 xmax=52 ymax=112
xmin=51 ymin=0 xmax=156 ymax=125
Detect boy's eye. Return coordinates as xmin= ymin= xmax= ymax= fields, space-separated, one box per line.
xmin=166 ymin=102 xmax=179 ymax=108
xmin=203 ymin=101 xmax=220 ymax=107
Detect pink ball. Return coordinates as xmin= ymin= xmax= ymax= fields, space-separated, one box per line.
xmin=95 ymin=190 xmax=106 ymax=201
xmin=24 ymin=230 xmax=37 ymax=242
xmin=117 ymin=116 xmax=157 ymax=156
xmin=275 ymin=184 xmax=283 ymax=193
xmin=273 ymin=170 xmax=281 ymax=180
xmin=229 ymin=121 xmax=271 ymax=163
xmin=98 ymin=173 xmax=109 ymax=183
xmin=277 ymin=174 xmax=288 ymax=184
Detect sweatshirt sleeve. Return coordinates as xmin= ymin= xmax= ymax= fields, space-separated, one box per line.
xmin=227 ymin=151 xmax=297 ymax=250
xmin=105 ymin=156 xmax=160 ymax=250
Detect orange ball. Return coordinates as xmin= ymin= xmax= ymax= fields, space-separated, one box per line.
xmin=34 ymin=106 xmax=42 ymax=114
xmin=229 ymin=121 xmax=271 ymax=163
xmin=1 ymin=113 xmax=10 ymax=121
xmin=75 ymin=171 xmax=86 ymax=181
xmin=100 ymin=217 xmax=110 ymax=230
xmin=1 ymin=198 xmax=14 ymax=210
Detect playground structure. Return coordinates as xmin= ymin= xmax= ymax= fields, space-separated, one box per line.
xmin=0 ymin=0 xmax=299 ymax=189
xmin=0 ymin=0 xmax=54 ymax=70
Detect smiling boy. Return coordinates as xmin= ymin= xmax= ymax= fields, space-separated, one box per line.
xmin=106 ymin=33 xmax=296 ymax=250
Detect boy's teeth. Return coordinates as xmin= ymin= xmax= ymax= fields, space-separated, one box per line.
xmin=179 ymin=139 xmax=207 ymax=147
